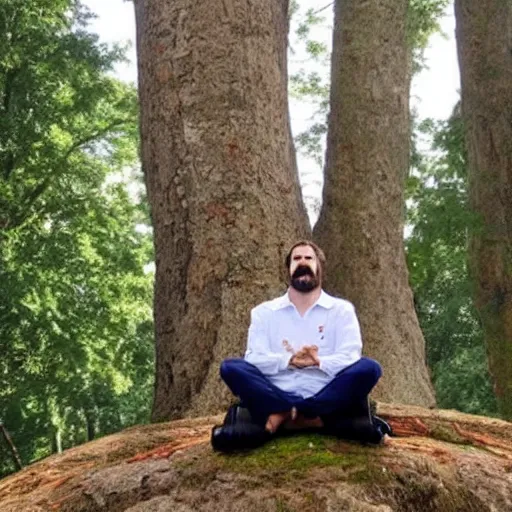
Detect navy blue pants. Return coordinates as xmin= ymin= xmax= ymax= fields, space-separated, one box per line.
xmin=220 ymin=357 xmax=381 ymax=425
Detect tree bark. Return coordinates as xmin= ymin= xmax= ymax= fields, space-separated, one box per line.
xmin=455 ymin=0 xmax=512 ymax=420
xmin=134 ymin=0 xmax=309 ymax=421
xmin=313 ymin=0 xmax=435 ymax=406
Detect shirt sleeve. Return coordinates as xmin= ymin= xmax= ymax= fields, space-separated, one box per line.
xmin=244 ymin=307 xmax=292 ymax=375
xmin=318 ymin=303 xmax=362 ymax=377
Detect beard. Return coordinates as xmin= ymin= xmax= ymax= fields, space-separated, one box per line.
xmin=290 ymin=265 xmax=320 ymax=293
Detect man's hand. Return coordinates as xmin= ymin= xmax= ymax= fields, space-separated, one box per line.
xmin=302 ymin=345 xmax=320 ymax=366
xmin=290 ymin=345 xmax=320 ymax=368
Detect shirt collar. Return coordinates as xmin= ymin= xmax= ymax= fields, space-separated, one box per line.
xmin=316 ymin=290 xmax=335 ymax=309
xmin=271 ymin=289 xmax=335 ymax=310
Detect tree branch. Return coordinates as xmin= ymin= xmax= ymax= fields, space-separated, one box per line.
xmin=2 ymin=69 xmax=20 ymax=181
xmin=4 ymin=118 xmax=130 ymax=232
xmin=2 ymin=152 xmax=15 ymax=182
xmin=62 ymin=118 xmax=129 ymax=161
xmin=2 ymin=69 xmax=14 ymax=112
xmin=311 ymin=2 xmax=333 ymax=16
xmin=21 ymin=177 xmax=51 ymax=211
xmin=0 ymin=422 xmax=23 ymax=471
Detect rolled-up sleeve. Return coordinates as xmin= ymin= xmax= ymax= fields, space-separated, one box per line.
xmin=244 ymin=307 xmax=292 ymax=375
xmin=318 ymin=304 xmax=362 ymax=377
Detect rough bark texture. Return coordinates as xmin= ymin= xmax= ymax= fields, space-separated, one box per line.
xmin=455 ymin=0 xmax=512 ymax=420
xmin=1 ymin=405 xmax=511 ymax=512
xmin=134 ymin=0 xmax=309 ymax=421
xmin=313 ymin=0 xmax=435 ymax=406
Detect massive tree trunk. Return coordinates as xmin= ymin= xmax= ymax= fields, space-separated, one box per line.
xmin=135 ymin=0 xmax=309 ymax=421
xmin=313 ymin=0 xmax=435 ymax=406
xmin=455 ymin=0 xmax=512 ymax=420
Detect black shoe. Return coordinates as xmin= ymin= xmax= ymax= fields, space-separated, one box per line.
xmin=211 ymin=403 xmax=272 ymax=453
xmin=211 ymin=422 xmax=272 ymax=453
xmin=373 ymin=416 xmax=393 ymax=437
xmin=223 ymin=403 xmax=254 ymax=426
xmin=321 ymin=398 xmax=385 ymax=444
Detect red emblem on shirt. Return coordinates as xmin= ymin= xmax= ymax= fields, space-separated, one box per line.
xmin=282 ymin=339 xmax=294 ymax=353
xmin=318 ymin=325 xmax=324 ymax=333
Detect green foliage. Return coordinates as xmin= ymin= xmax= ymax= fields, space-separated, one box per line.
xmin=407 ymin=0 xmax=450 ymax=66
xmin=293 ymin=5 xmax=332 ymax=45
xmin=0 ymin=0 xmax=153 ymax=477
xmin=289 ymin=0 xmax=449 ymax=182
xmin=288 ymin=3 xmax=332 ymax=217
xmin=406 ymin=109 xmax=497 ymax=417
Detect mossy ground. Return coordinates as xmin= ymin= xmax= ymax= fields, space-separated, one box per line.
xmin=209 ymin=433 xmax=390 ymax=485
xmin=428 ymin=424 xmax=470 ymax=446
xmin=197 ymin=434 xmax=487 ymax=512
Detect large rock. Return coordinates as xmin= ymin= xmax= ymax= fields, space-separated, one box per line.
xmin=0 ymin=404 xmax=511 ymax=511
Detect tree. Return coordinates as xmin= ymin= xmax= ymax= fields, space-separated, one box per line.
xmin=134 ymin=0 xmax=310 ymax=421
xmin=407 ymin=110 xmax=497 ymax=416
xmin=288 ymin=0 xmax=449 ymax=222
xmin=0 ymin=0 xmax=154 ymax=476
xmin=313 ymin=0 xmax=436 ymax=406
xmin=455 ymin=0 xmax=512 ymax=419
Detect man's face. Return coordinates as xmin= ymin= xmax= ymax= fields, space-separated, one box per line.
xmin=289 ymin=245 xmax=320 ymax=293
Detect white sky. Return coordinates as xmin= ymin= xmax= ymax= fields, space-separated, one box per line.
xmin=83 ymin=0 xmax=460 ymax=223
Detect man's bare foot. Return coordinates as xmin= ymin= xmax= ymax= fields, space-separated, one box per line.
xmin=382 ymin=434 xmax=392 ymax=445
xmin=265 ymin=407 xmax=297 ymax=433
xmin=283 ymin=414 xmax=324 ymax=430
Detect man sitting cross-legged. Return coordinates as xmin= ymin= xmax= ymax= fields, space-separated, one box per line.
xmin=219 ymin=240 xmax=383 ymax=439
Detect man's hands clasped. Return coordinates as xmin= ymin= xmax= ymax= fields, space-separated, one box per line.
xmin=289 ymin=345 xmax=320 ymax=368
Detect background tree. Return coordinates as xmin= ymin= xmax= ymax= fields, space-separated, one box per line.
xmin=135 ymin=0 xmax=310 ymax=421
xmin=0 ymin=0 xmax=154 ymax=477
xmin=289 ymin=0 xmax=499 ymax=415
xmin=313 ymin=0 xmax=436 ymax=406
xmin=289 ymin=0 xmax=449 ymax=220
xmin=455 ymin=0 xmax=512 ymax=419
xmin=407 ymin=109 xmax=497 ymax=416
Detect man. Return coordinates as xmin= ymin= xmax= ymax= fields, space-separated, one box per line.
xmin=220 ymin=240 xmax=382 ymax=435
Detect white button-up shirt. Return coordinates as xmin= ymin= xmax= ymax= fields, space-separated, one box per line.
xmin=244 ymin=289 xmax=362 ymax=398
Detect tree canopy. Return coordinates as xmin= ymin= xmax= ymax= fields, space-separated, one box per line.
xmin=0 ymin=0 xmax=154 ymax=477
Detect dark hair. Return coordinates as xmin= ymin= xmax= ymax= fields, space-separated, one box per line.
xmin=284 ymin=240 xmax=326 ymax=282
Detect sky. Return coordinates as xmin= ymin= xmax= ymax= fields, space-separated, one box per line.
xmin=83 ymin=0 xmax=460 ymax=221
